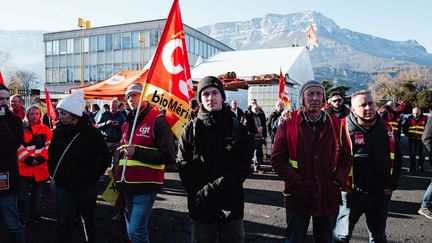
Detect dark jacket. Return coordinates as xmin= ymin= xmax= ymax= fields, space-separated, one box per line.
xmin=243 ymin=110 xmax=267 ymax=139
xmin=178 ymin=105 xmax=253 ymax=223
xmin=325 ymin=105 xmax=350 ymax=119
xmin=48 ymin=114 xmax=111 ymax=191
xmin=271 ymin=110 xmax=352 ymax=216
xmin=0 ymin=109 xmax=23 ymax=196
xmin=346 ymin=112 xmax=402 ymax=192
xmin=267 ymin=110 xmax=282 ymax=142
xmin=97 ymin=111 xmax=125 ymax=143
xmin=231 ymin=107 xmax=244 ymax=121
xmin=422 ymin=117 xmax=432 ymax=154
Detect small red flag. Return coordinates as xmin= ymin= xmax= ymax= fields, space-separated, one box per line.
xmin=279 ymin=69 xmax=291 ymax=107
xmin=139 ymin=0 xmax=194 ymax=139
xmin=307 ymin=22 xmax=318 ymax=50
xmin=0 ymin=71 xmax=5 ymax=85
xmin=44 ymin=86 xmax=57 ymax=126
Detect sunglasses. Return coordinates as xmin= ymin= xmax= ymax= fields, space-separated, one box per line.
xmin=331 ymin=99 xmax=343 ymax=103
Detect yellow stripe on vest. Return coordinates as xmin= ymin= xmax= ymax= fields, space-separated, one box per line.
xmin=289 ymin=159 xmax=298 ymax=169
xmin=119 ymin=159 xmax=165 ymax=170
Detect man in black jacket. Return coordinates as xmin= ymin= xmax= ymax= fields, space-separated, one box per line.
xmin=266 ymin=101 xmax=284 ymax=143
xmin=334 ymin=90 xmax=402 ymax=242
xmin=244 ymin=103 xmax=267 ymax=173
xmin=178 ymin=76 xmax=253 ymax=243
xmin=419 ymin=117 xmax=432 ymax=219
xmin=0 ymin=84 xmax=26 ymax=243
xmin=325 ymin=91 xmax=350 ymax=119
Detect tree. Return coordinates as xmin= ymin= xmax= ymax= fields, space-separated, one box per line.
xmin=15 ymin=70 xmax=39 ymax=90
xmin=416 ymin=90 xmax=432 ymax=111
xmin=320 ymin=80 xmax=350 ymax=99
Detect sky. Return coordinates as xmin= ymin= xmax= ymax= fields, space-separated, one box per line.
xmin=2 ymin=0 xmax=431 ymax=53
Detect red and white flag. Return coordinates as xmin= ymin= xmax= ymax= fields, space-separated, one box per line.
xmin=0 ymin=71 xmax=5 ymax=85
xmin=279 ymin=69 xmax=291 ymax=108
xmin=44 ymin=86 xmax=57 ymax=128
xmin=307 ymin=22 xmax=318 ymax=50
xmin=138 ymin=0 xmax=193 ymax=139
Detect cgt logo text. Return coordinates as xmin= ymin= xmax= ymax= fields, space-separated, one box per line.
xmin=151 ymin=90 xmax=189 ymax=119
xmin=138 ymin=124 xmax=151 ymax=137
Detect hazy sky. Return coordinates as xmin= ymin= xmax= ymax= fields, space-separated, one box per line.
xmin=2 ymin=0 xmax=431 ymax=52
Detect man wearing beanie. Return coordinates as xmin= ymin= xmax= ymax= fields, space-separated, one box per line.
xmin=271 ymin=80 xmax=352 ymax=243
xmin=114 ymin=82 xmax=175 ymax=243
xmin=178 ymin=76 xmax=253 ymax=242
xmin=48 ymin=90 xmax=111 ymax=243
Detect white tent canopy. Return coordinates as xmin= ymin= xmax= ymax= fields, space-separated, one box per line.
xmin=191 ymin=46 xmax=314 ymax=85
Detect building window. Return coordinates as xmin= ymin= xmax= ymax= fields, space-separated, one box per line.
xmin=59 ymin=40 xmax=66 ymax=55
xmin=46 ymin=41 xmax=53 ymax=56
xmin=46 ymin=69 xmax=52 ymax=83
xmin=105 ymin=64 xmax=113 ymax=78
xmin=97 ymin=35 xmax=105 ymax=52
xmin=122 ymin=32 xmax=131 ymax=49
xmin=67 ymin=67 xmax=73 ymax=82
xmin=114 ymin=64 xmax=122 ymax=73
xmin=105 ymin=34 xmax=113 ymax=51
xmin=90 ymin=65 xmax=97 ymax=82
xmin=150 ymin=29 xmax=159 ymax=47
xmin=66 ymin=39 xmax=74 ymax=54
xmin=114 ymin=33 xmax=121 ymax=50
xmin=59 ymin=68 xmax=67 ymax=83
xmin=53 ymin=40 xmax=59 ymax=55
xmin=74 ymin=38 xmax=81 ymax=54
xmin=132 ymin=32 xmax=140 ymax=48
xmin=97 ymin=65 xmax=105 ymax=81
xmin=84 ymin=37 xmax=89 ymax=53
xmin=89 ymin=36 xmax=97 ymax=52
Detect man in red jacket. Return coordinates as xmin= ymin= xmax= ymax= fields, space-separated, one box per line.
xmin=271 ymin=80 xmax=352 ymax=243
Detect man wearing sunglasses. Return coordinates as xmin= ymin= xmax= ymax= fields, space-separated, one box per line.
xmin=325 ymin=92 xmax=350 ymax=119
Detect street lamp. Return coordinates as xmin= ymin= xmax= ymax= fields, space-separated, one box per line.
xmin=139 ymin=33 xmax=145 ymax=69
xmin=77 ymin=17 xmax=91 ymax=86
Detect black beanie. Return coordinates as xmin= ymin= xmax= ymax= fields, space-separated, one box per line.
xmin=197 ymin=76 xmax=226 ymax=102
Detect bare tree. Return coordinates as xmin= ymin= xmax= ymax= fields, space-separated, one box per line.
xmin=15 ymin=70 xmax=39 ymax=90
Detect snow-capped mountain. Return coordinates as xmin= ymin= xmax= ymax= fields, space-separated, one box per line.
xmin=198 ymin=11 xmax=432 ymax=87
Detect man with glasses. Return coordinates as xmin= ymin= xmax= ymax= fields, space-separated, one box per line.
xmin=0 ymin=84 xmax=26 ymax=242
xmin=325 ymin=92 xmax=350 ymax=119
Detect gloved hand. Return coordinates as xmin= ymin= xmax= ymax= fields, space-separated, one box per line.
xmin=24 ymin=156 xmax=35 ymax=166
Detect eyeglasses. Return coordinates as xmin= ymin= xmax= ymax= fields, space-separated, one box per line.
xmin=331 ymin=99 xmax=343 ymax=103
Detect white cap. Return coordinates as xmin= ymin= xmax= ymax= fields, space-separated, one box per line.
xmin=57 ymin=90 xmax=86 ymax=117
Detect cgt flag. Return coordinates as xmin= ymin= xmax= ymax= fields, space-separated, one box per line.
xmin=307 ymin=22 xmax=318 ymax=50
xmin=44 ymin=86 xmax=58 ymax=128
xmin=138 ymin=0 xmax=194 ymax=139
xmin=279 ymin=69 xmax=291 ymax=108
xmin=0 ymin=71 xmax=4 ymax=85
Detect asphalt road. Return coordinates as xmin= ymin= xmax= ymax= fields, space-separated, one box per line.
xmin=1 ymin=139 xmax=432 ymax=242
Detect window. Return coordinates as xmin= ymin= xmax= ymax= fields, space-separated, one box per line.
xmin=150 ymin=29 xmax=159 ymax=47
xmin=84 ymin=37 xmax=89 ymax=53
xmin=66 ymin=39 xmax=74 ymax=54
xmin=74 ymin=38 xmax=81 ymax=53
xmin=97 ymin=35 xmax=105 ymax=52
xmin=89 ymin=36 xmax=97 ymax=52
xmin=53 ymin=40 xmax=59 ymax=55
xmin=59 ymin=40 xmax=66 ymax=55
xmin=97 ymin=65 xmax=105 ymax=81
xmin=46 ymin=41 xmax=52 ymax=56
xmin=122 ymin=32 xmax=131 ymax=49
xmin=105 ymin=34 xmax=113 ymax=51
xmin=59 ymin=68 xmax=67 ymax=83
xmin=90 ymin=65 xmax=97 ymax=82
xmin=132 ymin=32 xmax=140 ymax=48
xmin=67 ymin=67 xmax=73 ymax=82
xmin=46 ymin=69 xmax=52 ymax=83
xmin=105 ymin=64 xmax=113 ymax=78
xmin=190 ymin=37 xmax=195 ymax=54
xmin=114 ymin=33 xmax=121 ymax=50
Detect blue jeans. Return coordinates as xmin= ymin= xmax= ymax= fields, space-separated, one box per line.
xmin=285 ymin=211 xmax=336 ymax=243
xmin=0 ymin=194 xmax=26 ymax=243
xmin=334 ymin=192 xmax=390 ymax=243
xmin=191 ymin=219 xmax=244 ymax=243
xmin=421 ymin=180 xmax=432 ymax=209
xmin=17 ymin=176 xmax=43 ymax=220
xmin=55 ymin=184 xmax=97 ymax=243
xmin=123 ymin=192 xmax=157 ymax=243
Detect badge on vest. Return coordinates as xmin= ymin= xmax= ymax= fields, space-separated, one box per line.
xmin=137 ymin=124 xmax=151 ymax=138
xmin=354 ymin=134 xmax=366 ymax=145
xmin=0 ymin=172 xmax=10 ymax=190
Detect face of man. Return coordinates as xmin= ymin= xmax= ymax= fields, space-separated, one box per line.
xmin=249 ymin=99 xmax=257 ymax=107
xmin=11 ymin=96 xmax=21 ymax=110
xmin=110 ymin=102 xmax=119 ymax=114
xmin=201 ymin=86 xmax=223 ymax=112
xmin=412 ymin=107 xmax=421 ymax=118
xmin=28 ymin=108 xmax=41 ymax=124
xmin=231 ymin=100 xmax=237 ymax=109
xmin=303 ymin=86 xmax=324 ymax=113
xmin=351 ymin=94 xmax=376 ymax=121
xmin=276 ymin=102 xmax=284 ymax=112
xmin=330 ymin=95 xmax=343 ymax=109
xmin=127 ymin=92 xmax=145 ymax=110
xmin=0 ymin=90 xmax=10 ymax=108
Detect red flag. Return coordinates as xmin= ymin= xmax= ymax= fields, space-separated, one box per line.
xmin=44 ymin=86 xmax=57 ymax=127
xmin=0 ymin=71 xmax=5 ymax=85
xmin=307 ymin=22 xmax=318 ymax=50
xmin=279 ymin=69 xmax=291 ymax=108
xmin=139 ymin=0 xmax=194 ymax=139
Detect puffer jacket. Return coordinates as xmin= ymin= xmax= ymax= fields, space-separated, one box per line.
xmin=48 ymin=114 xmax=111 ymax=191
xmin=178 ymin=105 xmax=253 ymax=223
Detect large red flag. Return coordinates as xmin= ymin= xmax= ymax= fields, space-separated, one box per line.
xmin=44 ymin=86 xmax=57 ymax=127
xmin=279 ymin=69 xmax=291 ymax=108
xmin=0 ymin=71 xmax=4 ymax=85
xmin=139 ymin=0 xmax=193 ymax=139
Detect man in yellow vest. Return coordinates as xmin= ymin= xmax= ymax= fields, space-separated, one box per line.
xmin=271 ymin=80 xmax=352 ymax=243
xmin=403 ymin=107 xmax=428 ymax=172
